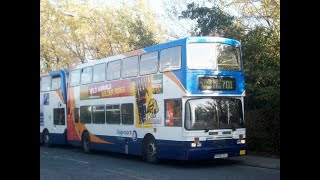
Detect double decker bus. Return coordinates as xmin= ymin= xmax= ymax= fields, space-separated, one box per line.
xmin=40 ymin=70 xmax=68 ymax=146
xmin=41 ymin=36 xmax=246 ymax=163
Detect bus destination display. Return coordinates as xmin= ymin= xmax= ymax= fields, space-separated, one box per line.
xmin=199 ymin=77 xmax=236 ymax=91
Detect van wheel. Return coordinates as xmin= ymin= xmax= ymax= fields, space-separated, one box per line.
xmin=81 ymin=132 xmax=91 ymax=153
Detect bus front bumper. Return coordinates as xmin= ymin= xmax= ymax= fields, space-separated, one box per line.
xmin=185 ymin=146 xmax=247 ymax=160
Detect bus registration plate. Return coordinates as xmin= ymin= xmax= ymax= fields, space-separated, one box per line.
xmin=214 ymin=153 xmax=228 ymax=159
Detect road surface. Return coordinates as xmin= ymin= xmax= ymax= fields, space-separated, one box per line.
xmin=40 ymin=146 xmax=280 ymax=180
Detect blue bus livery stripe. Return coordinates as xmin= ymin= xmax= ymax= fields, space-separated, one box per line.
xmin=186 ymin=37 xmax=240 ymax=47
xmin=69 ymin=134 xmax=246 ymax=160
xmin=143 ymin=37 xmax=240 ymax=52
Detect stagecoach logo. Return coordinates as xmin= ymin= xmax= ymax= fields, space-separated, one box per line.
xmin=132 ymin=130 xmax=138 ymax=141
xmin=116 ymin=129 xmax=138 ymax=141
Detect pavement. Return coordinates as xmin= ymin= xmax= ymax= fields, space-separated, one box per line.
xmin=229 ymin=155 xmax=280 ymax=170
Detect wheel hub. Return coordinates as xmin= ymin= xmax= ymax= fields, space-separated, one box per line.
xmin=148 ymin=143 xmax=156 ymax=157
xmin=44 ymin=134 xmax=49 ymax=143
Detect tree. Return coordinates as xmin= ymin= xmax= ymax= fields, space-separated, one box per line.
xmin=241 ymin=26 xmax=279 ymax=155
xmin=40 ymin=0 xmax=166 ymax=73
xmin=213 ymin=0 xmax=280 ymax=37
xmin=40 ymin=0 xmax=94 ymax=72
xmin=161 ymin=0 xmax=199 ymax=39
xmin=180 ymin=2 xmax=245 ymax=40
xmin=178 ymin=1 xmax=280 ymax=155
xmin=232 ymin=0 xmax=280 ymax=30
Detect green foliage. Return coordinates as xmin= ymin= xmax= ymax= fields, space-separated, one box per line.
xmin=181 ymin=2 xmax=280 ymax=156
xmin=231 ymin=0 xmax=280 ymax=31
xmin=181 ymin=3 xmax=231 ymax=37
xmin=241 ymin=26 xmax=280 ymax=155
xmin=245 ymin=106 xmax=280 ymax=155
xmin=127 ymin=19 xmax=158 ymax=49
xmin=242 ymin=27 xmax=280 ymax=110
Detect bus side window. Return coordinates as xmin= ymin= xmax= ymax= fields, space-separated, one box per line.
xmin=92 ymin=105 xmax=105 ymax=124
xmin=80 ymin=106 xmax=92 ymax=124
xmin=41 ymin=76 xmax=51 ymax=91
xmin=160 ymin=46 xmax=181 ymax=72
xmin=81 ymin=67 xmax=93 ymax=85
xmin=121 ymin=103 xmax=134 ymax=125
xmin=93 ymin=63 xmax=106 ymax=83
xmin=107 ymin=60 xmax=121 ymax=80
xmin=164 ymin=99 xmax=182 ymax=126
xmin=74 ymin=108 xmax=79 ymax=123
xmin=70 ymin=69 xmax=81 ymax=87
xmin=122 ymin=56 xmax=138 ymax=78
xmin=51 ymin=76 xmax=61 ymax=90
xmin=140 ymin=51 xmax=158 ymax=75
xmin=106 ymin=104 xmax=120 ymax=124
xmin=53 ymin=108 xmax=65 ymax=125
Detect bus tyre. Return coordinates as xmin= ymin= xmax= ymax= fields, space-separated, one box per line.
xmin=143 ymin=137 xmax=158 ymax=164
xmin=43 ymin=130 xmax=51 ymax=147
xmin=81 ymin=132 xmax=91 ymax=153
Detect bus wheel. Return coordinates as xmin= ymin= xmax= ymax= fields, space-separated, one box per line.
xmin=143 ymin=136 xmax=158 ymax=164
xmin=81 ymin=132 xmax=91 ymax=153
xmin=43 ymin=130 xmax=51 ymax=147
